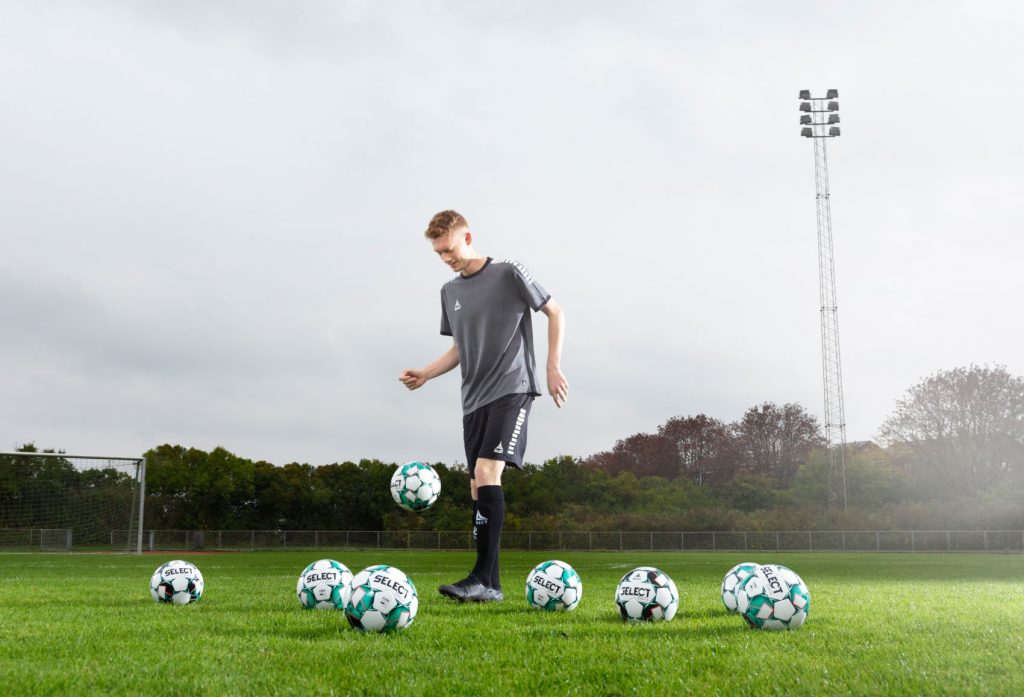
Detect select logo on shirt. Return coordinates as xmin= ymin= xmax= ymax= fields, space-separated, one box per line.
xmin=453 ymin=300 xmax=462 ymax=311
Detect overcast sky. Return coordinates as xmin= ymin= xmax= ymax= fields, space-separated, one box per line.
xmin=2 ymin=1 xmax=1022 ymax=466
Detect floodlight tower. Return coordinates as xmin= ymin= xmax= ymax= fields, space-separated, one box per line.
xmin=799 ymin=88 xmax=848 ymax=512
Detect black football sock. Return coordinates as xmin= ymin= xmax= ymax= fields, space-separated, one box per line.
xmin=489 ymin=549 xmax=502 ymax=592
xmin=471 ymin=485 xmax=504 ymax=589
xmin=470 ymin=498 xmax=488 ymax=586
xmin=485 ymin=499 xmax=501 ymax=592
xmin=472 ymin=501 xmax=479 ymax=543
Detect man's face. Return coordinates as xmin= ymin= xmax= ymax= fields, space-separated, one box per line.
xmin=431 ymin=227 xmax=472 ymax=273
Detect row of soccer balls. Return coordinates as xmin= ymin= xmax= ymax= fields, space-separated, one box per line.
xmin=149 ymin=559 xmax=419 ymax=633
xmin=523 ymin=559 xmax=812 ymax=630
xmin=150 ymin=558 xmax=810 ymax=632
xmin=150 ymin=558 xmax=583 ymax=630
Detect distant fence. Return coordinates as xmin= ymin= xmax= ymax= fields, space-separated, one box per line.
xmin=109 ymin=529 xmax=1024 ymax=553
xmin=0 ymin=528 xmax=74 ymax=551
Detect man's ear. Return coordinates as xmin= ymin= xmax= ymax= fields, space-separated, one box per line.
xmin=464 ymin=230 xmax=473 ymax=246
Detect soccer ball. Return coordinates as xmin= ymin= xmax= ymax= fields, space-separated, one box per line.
xmin=735 ymin=563 xmax=810 ymax=631
xmin=525 ymin=560 xmax=582 ymax=611
xmin=721 ymin=561 xmax=759 ymax=613
xmin=390 ymin=461 xmax=441 ymax=512
xmin=615 ymin=566 xmax=679 ymax=622
xmin=150 ymin=560 xmax=204 ymax=605
xmin=296 ymin=559 xmax=353 ymax=610
xmin=345 ymin=565 xmax=418 ymax=632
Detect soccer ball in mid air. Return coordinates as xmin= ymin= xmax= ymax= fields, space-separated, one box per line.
xmin=296 ymin=559 xmax=353 ymax=610
xmin=615 ymin=566 xmax=679 ymax=622
xmin=390 ymin=461 xmax=441 ymax=512
xmin=735 ymin=563 xmax=810 ymax=631
xmin=345 ymin=565 xmax=418 ymax=632
xmin=721 ymin=561 xmax=759 ymax=613
xmin=150 ymin=560 xmax=204 ymax=605
xmin=525 ymin=560 xmax=582 ymax=611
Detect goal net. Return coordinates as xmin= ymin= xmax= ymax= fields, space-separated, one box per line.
xmin=0 ymin=452 xmax=145 ymax=552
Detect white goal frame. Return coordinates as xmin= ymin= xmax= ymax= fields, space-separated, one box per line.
xmin=0 ymin=452 xmax=146 ymax=553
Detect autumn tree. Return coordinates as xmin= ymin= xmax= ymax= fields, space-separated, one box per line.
xmin=584 ymin=448 xmax=636 ymax=477
xmin=879 ymin=365 xmax=1024 ymax=495
xmin=733 ymin=402 xmax=822 ymax=486
xmin=585 ymin=432 xmax=677 ymax=479
xmin=658 ymin=414 xmax=735 ymax=486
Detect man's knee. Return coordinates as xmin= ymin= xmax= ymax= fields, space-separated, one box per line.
xmin=474 ymin=458 xmax=505 ymax=486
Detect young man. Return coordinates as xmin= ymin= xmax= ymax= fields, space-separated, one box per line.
xmin=399 ymin=209 xmax=568 ymax=603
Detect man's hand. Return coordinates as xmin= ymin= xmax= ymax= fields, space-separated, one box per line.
xmin=547 ymin=366 xmax=569 ymax=408
xmin=399 ymin=344 xmax=459 ymax=393
xmin=399 ymin=369 xmax=428 ymax=390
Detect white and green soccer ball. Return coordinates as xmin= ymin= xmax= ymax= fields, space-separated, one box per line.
xmin=736 ymin=563 xmax=810 ymax=631
xmin=390 ymin=461 xmax=441 ymax=512
xmin=721 ymin=562 xmax=759 ymax=613
xmin=345 ymin=565 xmax=418 ymax=632
xmin=525 ymin=560 xmax=582 ymax=611
xmin=615 ymin=566 xmax=679 ymax=622
xmin=296 ymin=559 xmax=353 ymax=610
xmin=150 ymin=560 xmax=204 ymax=605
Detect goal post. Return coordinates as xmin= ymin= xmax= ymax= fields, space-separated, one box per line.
xmin=0 ymin=452 xmax=146 ymax=553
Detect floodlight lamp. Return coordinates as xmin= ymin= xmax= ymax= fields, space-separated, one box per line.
xmin=829 ymin=126 xmax=841 ymax=136
xmin=800 ymin=102 xmax=812 ymax=112
xmin=826 ymin=88 xmax=839 ymax=99
xmin=827 ymin=101 xmax=839 ymax=111
xmin=827 ymin=114 xmax=840 ymax=124
xmin=799 ymin=89 xmax=811 ymax=99
xmin=801 ymin=127 xmax=813 ymax=137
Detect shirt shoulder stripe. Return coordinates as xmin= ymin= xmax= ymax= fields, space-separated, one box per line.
xmin=492 ymin=258 xmax=534 ymax=284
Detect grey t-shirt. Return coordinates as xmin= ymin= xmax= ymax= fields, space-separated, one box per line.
xmin=440 ymin=257 xmax=550 ymax=414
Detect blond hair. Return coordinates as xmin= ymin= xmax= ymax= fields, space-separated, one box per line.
xmin=424 ymin=210 xmax=468 ymax=239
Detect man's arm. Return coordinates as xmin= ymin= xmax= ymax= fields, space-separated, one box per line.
xmin=541 ymin=299 xmax=568 ymax=408
xmin=399 ymin=342 xmax=459 ymax=390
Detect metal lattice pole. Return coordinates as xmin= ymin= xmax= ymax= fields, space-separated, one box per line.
xmin=800 ymin=89 xmax=848 ymax=511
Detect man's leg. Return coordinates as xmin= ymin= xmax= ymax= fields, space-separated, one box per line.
xmin=471 ymin=459 xmax=505 ymax=600
xmin=478 ymin=394 xmax=531 ymax=597
xmin=439 ymin=428 xmax=490 ymax=601
xmin=440 ymin=394 xmax=525 ymax=603
xmin=475 ymin=394 xmax=531 ymax=601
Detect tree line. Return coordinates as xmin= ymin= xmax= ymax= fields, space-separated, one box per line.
xmin=5 ymin=365 xmax=1023 ymax=534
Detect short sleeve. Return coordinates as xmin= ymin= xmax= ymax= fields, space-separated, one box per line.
xmin=440 ymin=287 xmax=452 ymax=336
xmin=508 ymin=260 xmax=550 ymax=311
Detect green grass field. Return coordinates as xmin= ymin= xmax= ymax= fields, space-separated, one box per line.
xmin=1 ymin=551 xmax=1022 ymax=696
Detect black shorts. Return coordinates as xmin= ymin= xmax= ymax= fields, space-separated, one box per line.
xmin=463 ymin=392 xmax=534 ymax=476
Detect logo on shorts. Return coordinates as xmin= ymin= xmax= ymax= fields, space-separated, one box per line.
xmin=475 ymin=511 xmax=488 ymax=526
xmin=493 ymin=441 xmax=504 ymax=454
xmin=454 ymin=300 xmax=462 ymax=311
